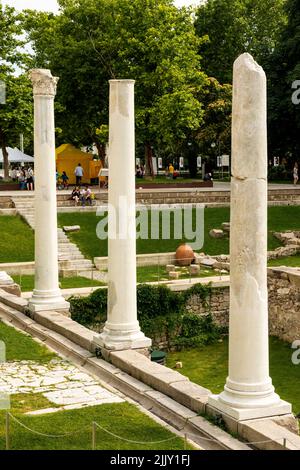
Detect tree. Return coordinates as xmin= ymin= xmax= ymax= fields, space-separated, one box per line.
xmin=0 ymin=4 xmax=33 ymax=179
xmin=0 ymin=74 xmax=33 ymax=178
xmin=267 ymin=0 xmax=300 ymax=162
xmin=195 ymin=0 xmax=287 ymax=84
xmin=24 ymin=0 xmax=208 ymax=174
xmin=196 ymin=78 xmax=232 ymax=164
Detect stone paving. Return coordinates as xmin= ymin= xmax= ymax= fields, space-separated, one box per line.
xmin=0 ymin=358 xmax=124 ymax=414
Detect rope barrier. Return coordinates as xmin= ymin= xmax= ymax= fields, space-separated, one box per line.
xmin=8 ymin=413 xmax=90 ymax=438
xmin=93 ymin=421 xmax=179 ymax=445
xmin=5 ymin=412 xmax=299 ymax=450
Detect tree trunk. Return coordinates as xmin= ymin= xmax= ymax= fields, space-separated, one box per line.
xmin=94 ymin=141 xmax=106 ymax=165
xmin=144 ymin=143 xmax=154 ymax=177
xmin=0 ymin=128 xmax=10 ymax=179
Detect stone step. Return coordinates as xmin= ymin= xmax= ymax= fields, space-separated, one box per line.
xmin=59 ymin=260 xmax=93 ymax=271
xmin=59 ymin=248 xmax=82 ymax=255
xmin=58 ymin=253 xmax=85 ymax=261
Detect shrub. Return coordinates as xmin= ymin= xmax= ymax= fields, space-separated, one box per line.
xmin=69 ymin=283 xmax=222 ymax=350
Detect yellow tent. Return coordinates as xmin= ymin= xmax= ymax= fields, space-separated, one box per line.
xmin=56 ymin=144 xmax=102 ymax=185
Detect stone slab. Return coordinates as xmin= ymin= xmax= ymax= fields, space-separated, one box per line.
xmin=168 ymin=381 xmax=211 ymax=413
xmin=238 ymin=417 xmax=300 ymax=450
xmin=189 ymin=416 xmax=250 ymax=451
xmin=208 ymin=395 xmax=292 ymax=421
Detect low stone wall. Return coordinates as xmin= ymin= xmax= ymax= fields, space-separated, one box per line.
xmin=184 ymin=267 xmax=300 ymax=343
xmin=268 ymin=268 xmax=300 ymax=343
xmin=185 ymin=287 xmax=229 ymax=328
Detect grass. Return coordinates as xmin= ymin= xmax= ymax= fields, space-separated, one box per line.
xmin=0 ymin=321 xmax=56 ymax=363
xmin=135 ymin=176 xmax=203 ymax=185
xmin=0 ymin=320 xmax=190 ymax=450
xmin=1 ymin=206 xmax=300 ymax=263
xmin=11 ymin=275 xmax=105 ymax=293
xmin=0 ymin=402 xmax=190 ymax=450
xmin=166 ymin=337 xmax=300 ymax=415
xmin=0 ymin=215 xmax=34 ymax=263
xmin=137 ymin=265 xmax=220 ymax=283
xmin=268 ymin=255 xmax=300 ymax=267
xmin=57 ymin=206 xmax=300 ymax=260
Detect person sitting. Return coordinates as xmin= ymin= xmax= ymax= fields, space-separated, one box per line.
xmin=136 ymin=165 xmax=142 ymax=178
xmin=81 ymin=185 xmax=92 ymax=207
xmin=71 ymin=186 xmax=81 ymax=206
xmin=204 ymin=172 xmax=213 ymax=181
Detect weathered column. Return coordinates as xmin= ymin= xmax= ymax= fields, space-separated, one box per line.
xmin=28 ymin=69 xmax=69 ymax=313
xmin=96 ymin=80 xmax=151 ymax=350
xmin=208 ymin=54 xmax=291 ymax=420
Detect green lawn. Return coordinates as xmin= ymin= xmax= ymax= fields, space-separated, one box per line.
xmin=166 ymin=337 xmax=300 ymax=415
xmin=0 ymin=403 xmax=190 ymax=450
xmin=0 ymin=321 xmax=189 ymax=450
xmin=57 ymin=206 xmax=300 ymax=260
xmin=268 ymin=255 xmax=300 ymax=267
xmin=135 ymin=176 xmax=203 ymax=184
xmin=12 ymin=275 xmax=105 ymax=292
xmin=1 ymin=206 xmax=300 ymax=263
xmin=137 ymin=265 xmax=220 ymax=283
xmin=0 ymin=215 xmax=34 ymax=263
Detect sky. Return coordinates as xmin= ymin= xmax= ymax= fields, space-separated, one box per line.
xmin=3 ymin=0 xmax=198 ymax=12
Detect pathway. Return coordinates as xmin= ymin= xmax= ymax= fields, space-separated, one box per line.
xmin=0 ymin=358 xmax=123 ymax=415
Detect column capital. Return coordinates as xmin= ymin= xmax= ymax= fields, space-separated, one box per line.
xmin=30 ymin=69 xmax=59 ymax=97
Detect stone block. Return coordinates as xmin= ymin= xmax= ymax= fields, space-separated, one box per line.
xmin=0 ymin=283 xmax=21 ymax=297
xmin=63 ymin=225 xmax=81 ymax=232
xmin=168 ymin=381 xmax=210 ymax=413
xmin=222 ymin=222 xmax=230 ymax=232
xmin=189 ymin=264 xmax=200 ymax=275
xmin=209 ymin=229 xmax=225 ymax=239
xmin=169 ymin=271 xmax=179 ymax=279
xmin=200 ymin=257 xmax=217 ymax=267
xmin=166 ymin=264 xmax=175 ymax=273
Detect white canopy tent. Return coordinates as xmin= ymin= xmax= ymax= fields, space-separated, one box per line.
xmin=0 ymin=147 xmax=34 ymax=164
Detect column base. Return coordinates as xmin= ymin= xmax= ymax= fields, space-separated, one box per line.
xmin=94 ymin=326 xmax=152 ymax=351
xmin=28 ymin=290 xmax=70 ymax=313
xmin=208 ymin=394 xmax=292 ymax=421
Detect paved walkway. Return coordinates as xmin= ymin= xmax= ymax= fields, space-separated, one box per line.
xmin=1 ymin=182 xmax=300 ymax=197
xmin=0 ymin=358 xmax=123 ymax=415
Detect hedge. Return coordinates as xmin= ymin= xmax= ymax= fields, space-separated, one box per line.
xmin=69 ymin=283 xmax=224 ymax=350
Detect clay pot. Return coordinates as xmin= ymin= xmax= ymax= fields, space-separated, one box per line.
xmin=175 ymin=243 xmax=195 ymax=266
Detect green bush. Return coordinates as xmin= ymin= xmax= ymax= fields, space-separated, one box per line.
xmin=69 ymin=283 xmax=222 ymax=350
xmin=268 ymin=165 xmax=290 ymax=181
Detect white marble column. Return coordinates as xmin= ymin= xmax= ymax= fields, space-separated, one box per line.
xmin=96 ymin=80 xmax=151 ymax=350
xmin=208 ymin=54 xmax=291 ymax=420
xmin=28 ymin=69 xmax=69 ymax=313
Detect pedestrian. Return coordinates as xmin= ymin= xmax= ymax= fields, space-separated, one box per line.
xmin=293 ymin=162 xmax=298 ymax=186
xmin=75 ymin=163 xmax=84 ymax=186
xmin=26 ymin=166 xmax=34 ymax=191
xmin=61 ymin=171 xmax=69 ymax=189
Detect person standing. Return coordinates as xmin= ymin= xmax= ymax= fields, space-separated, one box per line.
xmin=26 ymin=166 xmax=34 ymax=191
xmin=293 ymin=162 xmax=298 ymax=186
xmin=61 ymin=171 xmax=69 ymax=188
xmin=75 ymin=163 xmax=84 ymax=186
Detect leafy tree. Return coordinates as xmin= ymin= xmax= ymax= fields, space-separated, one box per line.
xmin=0 ymin=4 xmax=33 ymax=179
xmin=267 ymin=0 xmax=300 ymax=162
xmin=196 ymin=78 xmax=232 ymax=164
xmin=195 ymin=0 xmax=287 ymax=84
xmin=24 ymin=0 xmax=208 ymax=173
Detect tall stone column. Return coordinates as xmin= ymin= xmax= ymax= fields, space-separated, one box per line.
xmin=96 ymin=80 xmax=151 ymax=351
xmin=28 ymin=69 xmax=69 ymax=313
xmin=208 ymin=54 xmax=291 ymax=420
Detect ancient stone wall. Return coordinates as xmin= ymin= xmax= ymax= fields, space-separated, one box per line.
xmin=185 ymin=268 xmax=300 ymax=343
